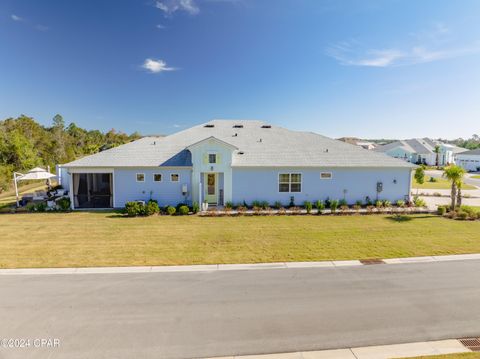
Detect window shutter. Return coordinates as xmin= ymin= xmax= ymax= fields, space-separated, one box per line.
xmin=203 ymin=154 xmax=208 ymax=164
xmin=216 ymin=154 xmax=221 ymax=164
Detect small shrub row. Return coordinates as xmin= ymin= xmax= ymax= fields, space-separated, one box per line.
xmin=439 ymin=205 xmax=480 ymax=221
xmin=26 ymin=197 xmax=71 ymax=213
xmin=124 ymin=200 xmax=193 ymax=217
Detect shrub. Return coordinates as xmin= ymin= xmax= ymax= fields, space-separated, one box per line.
xmin=251 ymin=200 xmax=261 ymax=208
xmin=330 ymin=200 xmax=339 ymax=213
xmin=437 ymin=206 xmax=447 ymax=216
xmin=383 ymin=200 xmax=391 ymax=208
xmin=57 ymin=197 xmax=71 ymax=211
xmin=225 ymin=201 xmax=233 ymax=209
xmin=192 ymin=202 xmax=200 ymax=214
xmin=166 ymin=206 xmax=176 ymax=215
xmin=315 ymin=200 xmax=325 ymax=214
xmin=339 ymin=199 xmax=347 ymax=207
xmin=375 ymin=200 xmax=383 ymax=208
xmin=260 ymin=201 xmax=269 ymax=210
xmin=477 ymin=212 xmax=480 ymax=220
xmin=366 ymin=205 xmax=375 ymax=214
xmin=145 ymin=200 xmax=160 ymax=216
xmin=414 ymin=197 xmax=426 ymax=207
xmin=273 ymin=201 xmax=282 ymax=209
xmin=353 ymin=204 xmax=361 ymax=212
xmin=456 ymin=211 xmax=468 ymax=220
xmin=355 ymin=200 xmax=363 ymax=207
xmin=396 ymin=200 xmax=405 ymax=208
xmin=125 ymin=201 xmax=142 ymax=217
xmin=178 ymin=205 xmax=189 ymax=215
xmin=365 ymin=196 xmax=372 ymax=206
xmin=429 ymin=176 xmax=437 ymax=182
xmin=252 ymin=205 xmax=261 ymax=215
xmin=304 ymin=201 xmax=313 ymax=214
xmin=325 ymin=198 xmax=331 ymax=208
xmin=277 ymin=207 xmax=286 ymax=215
xmin=289 ymin=197 xmax=295 ymax=207
xmin=433 ymin=192 xmax=442 ymax=197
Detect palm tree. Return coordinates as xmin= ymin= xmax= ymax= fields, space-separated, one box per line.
xmin=443 ymin=165 xmax=466 ymax=210
xmin=457 ymin=181 xmax=463 ymax=207
xmin=434 ymin=145 xmax=441 ymax=167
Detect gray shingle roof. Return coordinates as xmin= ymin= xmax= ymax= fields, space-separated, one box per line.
xmin=62 ymin=120 xmax=415 ymax=168
xmin=375 ymin=138 xmax=435 ymax=155
xmin=457 ymin=148 xmax=480 ymax=156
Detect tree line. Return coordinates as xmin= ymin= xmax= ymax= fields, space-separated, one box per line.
xmin=0 ymin=115 xmax=141 ymax=193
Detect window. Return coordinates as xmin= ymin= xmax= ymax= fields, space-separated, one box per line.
xmin=278 ymin=173 xmax=302 ymax=192
xmin=320 ymin=172 xmax=332 ymax=179
xmin=136 ymin=173 xmax=145 ymax=182
xmin=170 ymin=174 xmax=179 ymax=182
xmin=209 ymin=153 xmax=217 ymax=164
xmin=153 ymin=174 xmax=162 ymax=182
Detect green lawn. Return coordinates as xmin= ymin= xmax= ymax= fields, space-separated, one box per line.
xmin=472 ymin=175 xmax=480 ymax=179
xmin=412 ymin=176 xmax=476 ymax=190
xmin=1 ymin=212 xmax=480 ymax=268
xmin=399 ymin=353 xmax=480 ymax=359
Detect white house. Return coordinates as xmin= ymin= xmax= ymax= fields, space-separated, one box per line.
xmin=374 ymin=138 xmax=466 ymax=166
xmin=456 ymin=149 xmax=480 ymax=172
xmin=57 ymin=120 xmax=415 ymax=209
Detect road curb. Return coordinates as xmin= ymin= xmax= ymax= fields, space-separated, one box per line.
xmin=203 ymin=338 xmax=471 ymax=359
xmin=1 ymin=253 xmax=480 ymax=275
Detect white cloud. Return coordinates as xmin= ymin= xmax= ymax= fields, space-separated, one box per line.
xmin=142 ymin=58 xmax=176 ymax=73
xmin=327 ymin=24 xmax=480 ymax=68
xmin=156 ymin=24 xmax=165 ymax=29
xmin=11 ymin=14 xmax=23 ymax=21
xmin=155 ymin=0 xmax=199 ymax=15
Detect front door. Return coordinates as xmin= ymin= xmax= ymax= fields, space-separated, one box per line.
xmin=204 ymin=173 xmax=217 ymax=204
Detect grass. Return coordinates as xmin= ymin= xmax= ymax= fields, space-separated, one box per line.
xmin=471 ymin=175 xmax=480 ymax=179
xmin=398 ymin=354 xmax=480 ymax=359
xmin=1 ymin=212 xmax=480 ymax=268
xmin=412 ymin=176 xmax=476 ymax=190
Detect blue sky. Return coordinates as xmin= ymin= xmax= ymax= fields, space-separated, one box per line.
xmin=1 ymin=0 xmax=479 ymax=139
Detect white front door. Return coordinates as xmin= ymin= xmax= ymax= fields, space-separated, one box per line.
xmin=204 ymin=173 xmax=218 ymax=204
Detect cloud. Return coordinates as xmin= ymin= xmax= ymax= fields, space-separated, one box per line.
xmin=156 ymin=24 xmax=166 ymax=29
xmin=155 ymin=0 xmax=199 ymax=15
xmin=142 ymin=58 xmax=176 ymax=73
xmin=327 ymin=24 xmax=480 ymax=67
xmin=11 ymin=14 xmax=23 ymax=21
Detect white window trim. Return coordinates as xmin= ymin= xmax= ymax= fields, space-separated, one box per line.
xmin=170 ymin=173 xmax=180 ymax=182
xmin=208 ymin=152 xmax=217 ymax=164
xmin=320 ymin=172 xmax=333 ymax=180
xmin=136 ymin=173 xmax=145 ymax=182
xmin=153 ymin=173 xmax=162 ymax=182
xmin=278 ymin=172 xmax=302 ymax=193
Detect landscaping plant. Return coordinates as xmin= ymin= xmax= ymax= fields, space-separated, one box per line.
xmin=304 ymin=201 xmax=312 ymax=214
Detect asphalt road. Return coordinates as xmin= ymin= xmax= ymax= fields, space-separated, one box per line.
xmin=1 ymin=261 xmax=480 ymax=359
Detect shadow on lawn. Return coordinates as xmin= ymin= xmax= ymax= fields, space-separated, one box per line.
xmin=384 ymin=214 xmax=434 ymax=223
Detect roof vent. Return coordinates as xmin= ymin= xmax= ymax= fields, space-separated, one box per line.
xmin=233 ymin=124 xmax=244 ymax=128
xmin=204 ymin=124 xmax=214 ymax=128
xmin=261 ymin=125 xmax=271 ymax=129
xmin=233 ymin=133 xmax=238 ymax=137
xmin=238 ymin=151 xmax=244 ymax=155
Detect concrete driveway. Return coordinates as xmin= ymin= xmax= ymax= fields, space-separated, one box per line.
xmin=1 ymin=261 xmax=480 ymax=359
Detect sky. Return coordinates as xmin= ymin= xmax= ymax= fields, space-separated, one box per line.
xmin=1 ymin=0 xmax=479 ymax=139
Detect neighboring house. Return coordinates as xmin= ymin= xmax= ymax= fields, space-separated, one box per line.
xmin=337 ymin=137 xmax=377 ymax=150
xmin=374 ymin=138 xmax=466 ymax=166
xmin=58 ymin=120 xmax=415 ymax=209
xmin=455 ymin=149 xmax=480 ymax=172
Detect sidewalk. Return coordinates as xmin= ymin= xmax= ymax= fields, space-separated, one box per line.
xmin=204 ymin=338 xmax=472 ymax=359
xmin=1 ymin=253 xmax=480 ymax=275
